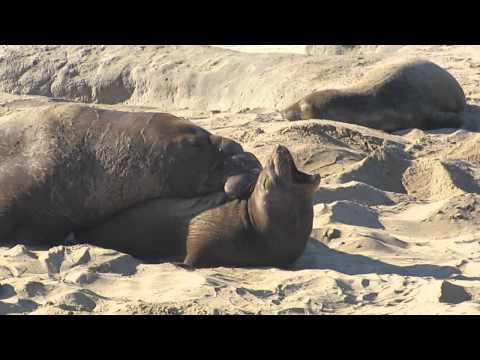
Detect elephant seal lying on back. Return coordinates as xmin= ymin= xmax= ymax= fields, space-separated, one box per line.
xmin=283 ymin=59 xmax=466 ymax=132
xmin=76 ymin=146 xmax=320 ymax=268
xmin=0 ymin=103 xmax=261 ymax=246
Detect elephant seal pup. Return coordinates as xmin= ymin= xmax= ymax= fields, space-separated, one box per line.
xmin=0 ymin=103 xmax=261 ymax=246
xmin=75 ymin=145 xmax=320 ymax=268
xmin=283 ymin=59 xmax=466 ymax=132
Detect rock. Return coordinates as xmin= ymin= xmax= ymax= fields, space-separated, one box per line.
xmin=51 ymin=291 xmax=97 ymax=312
xmin=323 ymin=228 xmax=342 ymax=241
xmin=439 ymin=281 xmax=472 ymax=304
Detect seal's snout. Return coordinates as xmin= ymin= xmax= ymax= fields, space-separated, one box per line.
xmin=283 ymin=110 xmax=301 ymax=121
xmin=271 ymin=145 xmax=293 ymax=178
xmin=282 ymin=103 xmax=302 ymax=121
xmin=266 ymin=145 xmax=320 ymax=189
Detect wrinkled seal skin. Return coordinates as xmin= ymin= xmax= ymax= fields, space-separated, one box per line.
xmin=76 ymin=145 xmax=320 ymax=268
xmin=0 ymin=103 xmax=261 ymax=246
xmin=283 ymin=60 xmax=467 ymax=132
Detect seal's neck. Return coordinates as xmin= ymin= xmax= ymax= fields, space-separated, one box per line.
xmin=245 ymin=198 xmax=259 ymax=235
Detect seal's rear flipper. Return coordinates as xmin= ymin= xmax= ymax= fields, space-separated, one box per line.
xmin=429 ymin=112 xmax=464 ymax=130
xmin=173 ymin=262 xmax=196 ymax=271
xmin=460 ymin=108 xmax=480 ymax=132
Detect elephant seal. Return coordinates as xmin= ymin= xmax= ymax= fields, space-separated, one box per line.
xmin=282 ymin=59 xmax=466 ymax=132
xmin=0 ymin=103 xmax=261 ymax=246
xmin=75 ymin=145 xmax=320 ymax=268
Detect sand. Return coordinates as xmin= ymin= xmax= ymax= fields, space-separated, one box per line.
xmin=1 ymin=45 xmax=480 ymax=315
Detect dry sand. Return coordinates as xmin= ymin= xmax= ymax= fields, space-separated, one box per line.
xmin=1 ymin=45 xmax=480 ymax=314
xmin=212 ymin=45 xmax=307 ymax=54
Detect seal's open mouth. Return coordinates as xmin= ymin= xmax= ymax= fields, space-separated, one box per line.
xmin=271 ymin=145 xmax=320 ymax=186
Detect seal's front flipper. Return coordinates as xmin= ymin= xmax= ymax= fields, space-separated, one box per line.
xmin=224 ymin=172 xmax=259 ymax=200
xmin=222 ymin=152 xmax=261 ymax=200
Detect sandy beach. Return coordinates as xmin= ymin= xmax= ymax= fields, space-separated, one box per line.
xmin=1 ymin=45 xmax=480 ymax=314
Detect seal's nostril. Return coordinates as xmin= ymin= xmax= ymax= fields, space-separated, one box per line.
xmin=275 ymin=145 xmax=288 ymax=155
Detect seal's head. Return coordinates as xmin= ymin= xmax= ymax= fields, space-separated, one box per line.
xmin=282 ymin=101 xmax=310 ymax=121
xmin=282 ymin=90 xmax=344 ymax=122
xmin=248 ymin=145 xmax=320 ymax=265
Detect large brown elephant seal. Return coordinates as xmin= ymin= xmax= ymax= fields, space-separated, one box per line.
xmin=75 ymin=145 xmax=320 ymax=268
xmin=0 ymin=103 xmax=261 ymax=246
xmin=282 ymin=59 xmax=466 ymax=132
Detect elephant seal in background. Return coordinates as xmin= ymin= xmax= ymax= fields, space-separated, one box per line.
xmin=76 ymin=145 xmax=320 ymax=268
xmin=282 ymin=59 xmax=466 ymax=132
xmin=0 ymin=103 xmax=261 ymax=246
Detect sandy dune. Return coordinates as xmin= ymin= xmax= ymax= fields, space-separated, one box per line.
xmin=1 ymin=45 xmax=480 ymax=314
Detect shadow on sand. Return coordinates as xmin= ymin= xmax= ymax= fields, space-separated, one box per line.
xmin=293 ymin=239 xmax=461 ymax=280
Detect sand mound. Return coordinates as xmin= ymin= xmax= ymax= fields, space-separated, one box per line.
xmin=403 ymin=159 xmax=480 ymax=201
xmin=314 ymin=201 xmax=383 ymax=229
xmin=398 ymin=128 xmax=428 ymax=143
xmin=321 ymin=229 xmax=409 ymax=254
xmin=241 ymin=120 xmax=409 ymax=187
xmin=229 ymin=120 xmax=370 ymax=179
xmin=445 ymin=133 xmax=480 ymax=163
xmin=327 ymin=142 xmax=411 ymax=193
xmin=314 ymin=181 xmax=398 ymax=206
xmin=280 ymin=120 xmax=405 ymax=153
xmin=424 ymin=193 xmax=480 ymax=224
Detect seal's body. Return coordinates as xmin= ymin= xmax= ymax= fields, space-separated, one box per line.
xmin=283 ymin=59 xmax=466 ymax=132
xmin=77 ymin=146 xmax=320 ymax=268
xmin=0 ymin=104 xmax=260 ymax=245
